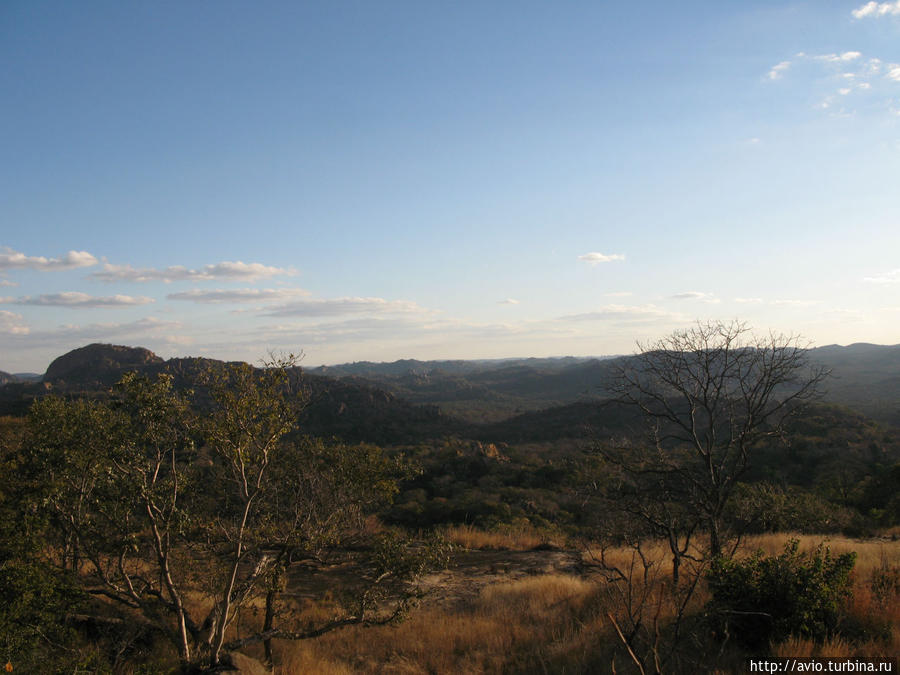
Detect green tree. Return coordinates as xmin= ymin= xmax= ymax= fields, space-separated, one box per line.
xmin=20 ymin=357 xmax=443 ymax=671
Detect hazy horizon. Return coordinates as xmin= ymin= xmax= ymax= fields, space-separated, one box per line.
xmin=5 ymin=338 xmax=900 ymax=378
xmin=2 ymin=2 xmax=898 ymax=373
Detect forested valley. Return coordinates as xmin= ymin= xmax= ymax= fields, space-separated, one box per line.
xmin=1 ymin=323 xmax=898 ymax=673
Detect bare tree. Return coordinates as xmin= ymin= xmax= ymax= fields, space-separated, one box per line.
xmin=605 ymin=320 xmax=828 ymax=559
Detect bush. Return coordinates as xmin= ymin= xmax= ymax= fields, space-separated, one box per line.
xmin=728 ymin=482 xmax=856 ymax=534
xmin=706 ymin=540 xmax=856 ymax=649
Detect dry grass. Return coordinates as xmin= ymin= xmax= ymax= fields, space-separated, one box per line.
xmin=740 ymin=532 xmax=898 ymax=574
xmin=727 ymin=534 xmax=900 ymax=660
xmin=275 ymin=574 xmax=609 ymax=674
xmin=442 ymin=523 xmax=565 ymax=551
xmin=268 ymin=533 xmax=900 ymax=674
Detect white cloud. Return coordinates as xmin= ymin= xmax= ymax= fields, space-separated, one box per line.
xmin=815 ymin=52 xmax=863 ymax=63
xmin=12 ymin=292 xmax=155 ymax=308
xmin=0 ymin=280 xmax=16 ymax=287
xmin=265 ymin=297 xmax=431 ymax=318
xmin=605 ymin=291 xmax=633 ymax=298
xmin=0 ymin=247 xmax=98 ymax=271
xmin=498 ymin=298 xmax=520 ymax=305
xmin=734 ymin=297 xmax=764 ymax=304
xmin=0 ymin=310 xmax=29 ymax=335
xmin=161 ymin=334 xmax=195 ymax=346
xmin=863 ymin=269 xmax=900 ymax=284
xmin=559 ymin=304 xmax=676 ymax=323
xmin=852 ymin=1 xmax=900 ymax=18
xmin=259 ymin=317 xmax=430 ymax=344
xmin=578 ymin=252 xmax=626 ymax=265
xmin=669 ymin=291 xmax=720 ymax=303
xmin=255 ymin=315 xmax=578 ymax=350
xmin=91 ymin=260 xmax=295 ymax=283
xmin=7 ymin=317 xmax=181 ymax=345
xmin=768 ymin=60 xmax=791 ymax=80
xmin=772 ymin=299 xmax=819 ymax=307
xmin=167 ymin=287 xmax=311 ymax=303
xmin=771 ymin=52 xmax=892 ymax=115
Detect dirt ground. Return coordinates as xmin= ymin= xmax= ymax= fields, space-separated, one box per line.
xmin=283 ymin=547 xmax=585 ymax=608
xmin=417 ymin=548 xmax=585 ymax=606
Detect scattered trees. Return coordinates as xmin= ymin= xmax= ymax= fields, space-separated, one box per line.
xmin=18 ymin=357 xmax=444 ymax=671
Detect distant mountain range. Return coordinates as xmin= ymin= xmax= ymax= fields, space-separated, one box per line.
xmin=309 ymin=343 xmax=900 ymax=426
xmin=0 ymin=370 xmax=41 ymax=385
xmin=1 ymin=342 xmax=898 ymax=442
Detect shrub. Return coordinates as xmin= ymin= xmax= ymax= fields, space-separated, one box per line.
xmin=870 ymin=559 xmax=900 ymax=607
xmin=706 ymin=540 xmax=856 ymax=649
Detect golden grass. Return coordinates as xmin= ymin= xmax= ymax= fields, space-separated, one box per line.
xmin=276 ymin=574 xmax=608 ymax=674
xmin=741 ymin=533 xmax=895 ymax=569
xmin=746 ymin=534 xmax=900 ymax=661
xmin=441 ymin=523 xmax=566 ymax=551
xmin=269 ymin=533 xmax=900 ymax=674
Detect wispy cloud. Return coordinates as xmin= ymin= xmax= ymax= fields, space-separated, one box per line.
xmin=669 ymin=291 xmax=720 ymax=303
xmin=863 ymin=268 xmax=900 ymax=284
xmin=265 ymin=297 xmax=431 ymax=318
xmin=91 ymin=260 xmax=295 ymax=283
xmin=0 ymin=310 xmax=29 ymax=335
xmin=768 ymin=60 xmax=791 ymax=80
xmin=10 ymin=292 xmax=154 ymax=308
xmin=2 ymin=317 xmax=181 ymax=346
xmin=814 ymin=51 xmax=862 ymax=63
xmin=0 ymin=247 xmax=98 ymax=271
xmin=852 ymin=1 xmax=900 ymax=19
xmin=767 ymin=50 xmax=896 ymax=113
xmin=771 ymin=299 xmax=819 ymax=307
xmin=559 ymin=304 xmax=676 ymax=323
xmin=256 ymin=315 xmax=576 ymax=349
xmin=167 ymin=287 xmax=311 ymax=303
xmin=578 ymin=252 xmax=625 ymax=265
xmin=734 ymin=297 xmax=764 ymax=304
xmin=498 ymin=298 xmax=520 ymax=305
xmin=0 ymin=280 xmax=17 ymax=287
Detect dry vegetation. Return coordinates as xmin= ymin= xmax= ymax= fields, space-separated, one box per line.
xmin=229 ymin=533 xmax=900 ymax=674
xmin=441 ymin=523 xmax=566 ymax=551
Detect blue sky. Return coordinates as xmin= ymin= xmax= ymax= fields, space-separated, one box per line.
xmin=1 ymin=1 xmax=899 ymax=372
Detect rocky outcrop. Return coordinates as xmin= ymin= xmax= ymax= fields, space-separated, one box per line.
xmin=44 ymin=343 xmax=164 ymax=386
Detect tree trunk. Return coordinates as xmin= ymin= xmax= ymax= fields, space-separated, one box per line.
xmin=709 ymin=518 xmax=721 ymax=559
xmin=263 ymin=585 xmax=277 ymax=667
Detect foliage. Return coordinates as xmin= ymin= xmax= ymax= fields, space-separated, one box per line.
xmin=870 ymin=558 xmax=900 ymax=608
xmin=706 ymin=540 xmax=856 ymax=649
xmin=14 ymin=357 xmax=438 ymax=670
xmin=727 ymin=482 xmax=857 ymax=534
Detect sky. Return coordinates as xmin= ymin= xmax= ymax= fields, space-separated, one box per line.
xmin=1 ymin=1 xmax=899 ymax=373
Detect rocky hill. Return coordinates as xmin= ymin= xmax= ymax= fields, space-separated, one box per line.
xmin=43 ymin=343 xmax=165 ymax=387
xmin=0 ymin=344 xmax=463 ymax=443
